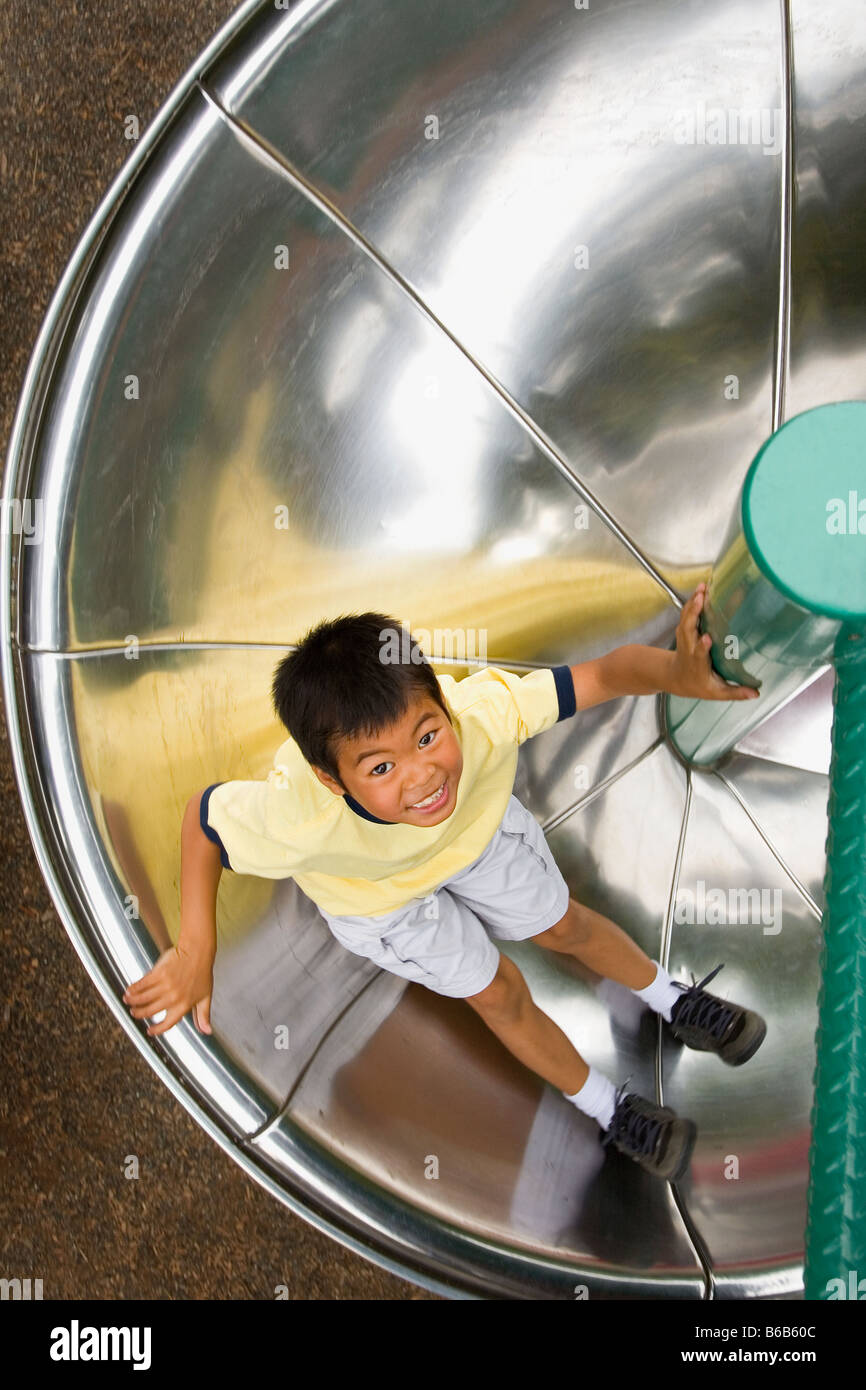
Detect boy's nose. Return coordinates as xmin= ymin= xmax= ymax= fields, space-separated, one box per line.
xmin=405 ymin=770 xmax=442 ymax=802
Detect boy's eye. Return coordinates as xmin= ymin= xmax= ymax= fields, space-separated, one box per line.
xmin=419 ymin=730 xmax=436 ymax=747
xmin=370 ymin=762 xmax=393 ymax=777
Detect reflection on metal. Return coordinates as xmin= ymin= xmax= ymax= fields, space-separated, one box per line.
xmin=3 ymin=0 xmax=866 ymax=1298
xmin=665 ymin=504 xmax=842 ymax=770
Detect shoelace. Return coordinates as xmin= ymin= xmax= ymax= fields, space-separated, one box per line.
xmin=601 ymin=1077 xmax=663 ymax=1158
xmin=671 ymin=963 xmax=736 ymax=1040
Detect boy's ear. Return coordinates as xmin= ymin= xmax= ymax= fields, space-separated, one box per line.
xmin=311 ymin=765 xmax=346 ymax=796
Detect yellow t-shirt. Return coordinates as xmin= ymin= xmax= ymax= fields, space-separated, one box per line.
xmin=200 ymin=664 xmax=577 ymax=916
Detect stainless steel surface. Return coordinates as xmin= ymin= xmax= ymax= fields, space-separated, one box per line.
xmin=4 ymin=0 xmax=865 ymax=1298
xmin=786 ymin=1 xmax=866 ymax=419
xmin=207 ymin=0 xmax=784 ymax=573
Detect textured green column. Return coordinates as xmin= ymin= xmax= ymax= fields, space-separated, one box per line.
xmin=804 ymin=622 xmax=866 ymax=1298
xmin=745 ymin=404 xmax=866 ymax=1299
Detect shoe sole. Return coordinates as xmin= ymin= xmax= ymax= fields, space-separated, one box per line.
xmin=669 ymin=1013 xmax=767 ymax=1066
xmin=663 ymin=1118 xmax=697 ymax=1182
xmin=720 ymin=1017 xmax=767 ymax=1066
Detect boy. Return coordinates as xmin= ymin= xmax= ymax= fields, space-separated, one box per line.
xmin=123 ymin=582 xmax=766 ymax=1181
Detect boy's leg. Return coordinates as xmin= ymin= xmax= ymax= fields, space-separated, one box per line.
xmin=466 ymin=952 xmax=697 ymax=1180
xmin=533 ymin=897 xmax=659 ymax=992
xmin=464 ymin=950 xmax=590 ymax=1095
xmin=534 ymin=900 xmax=766 ymax=1066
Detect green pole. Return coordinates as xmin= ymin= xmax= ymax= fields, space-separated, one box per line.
xmin=665 ymin=402 xmax=866 ymax=1296
xmin=804 ymin=620 xmax=866 ymax=1298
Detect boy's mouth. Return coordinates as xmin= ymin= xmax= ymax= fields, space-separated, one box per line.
xmin=407 ymin=779 xmax=449 ymax=813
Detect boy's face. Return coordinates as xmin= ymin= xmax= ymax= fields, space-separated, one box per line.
xmin=312 ymin=694 xmax=463 ymax=825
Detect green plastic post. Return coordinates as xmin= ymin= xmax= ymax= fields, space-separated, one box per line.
xmin=800 ymin=625 xmax=866 ymax=1295
xmin=803 ymin=622 xmax=866 ymax=1298
xmin=742 ymin=403 xmax=866 ymax=1298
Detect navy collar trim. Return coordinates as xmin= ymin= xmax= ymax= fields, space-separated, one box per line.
xmin=343 ymin=792 xmax=396 ymax=824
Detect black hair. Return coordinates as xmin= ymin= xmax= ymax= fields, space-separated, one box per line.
xmin=271 ymin=612 xmax=451 ymax=789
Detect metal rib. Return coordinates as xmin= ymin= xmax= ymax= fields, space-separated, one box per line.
xmin=655 ymin=769 xmax=717 ymax=1299
xmin=773 ymin=0 xmax=794 ymax=432
xmin=712 ymin=766 xmax=823 ymax=920
xmin=541 ymin=734 xmax=665 ymax=835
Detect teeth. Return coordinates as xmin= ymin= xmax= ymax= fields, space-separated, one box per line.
xmin=413 ymin=782 xmax=444 ymax=808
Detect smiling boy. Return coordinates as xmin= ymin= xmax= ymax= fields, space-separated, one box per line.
xmin=123 ymin=583 xmax=766 ymax=1181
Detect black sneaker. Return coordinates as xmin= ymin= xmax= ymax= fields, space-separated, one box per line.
xmin=668 ymin=963 xmax=766 ymax=1066
xmin=599 ymin=1079 xmax=697 ymax=1181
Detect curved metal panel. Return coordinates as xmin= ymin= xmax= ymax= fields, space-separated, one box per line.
xmin=786 ymin=0 xmax=866 ymax=416
xmin=207 ymin=0 xmax=785 ymax=567
xmin=264 ymin=976 xmax=705 ymax=1298
xmin=20 ymin=79 xmax=686 ymax=661
xmin=662 ymin=769 xmax=823 ymax=1292
xmin=734 ymin=665 xmax=834 ymax=774
xmin=14 ymin=646 xmax=275 ymax=1138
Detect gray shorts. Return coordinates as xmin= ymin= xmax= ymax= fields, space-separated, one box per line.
xmin=317 ymin=794 xmax=571 ymax=999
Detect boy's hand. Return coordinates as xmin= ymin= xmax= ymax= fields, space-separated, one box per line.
xmin=671 ymin=583 xmax=760 ymax=702
xmin=122 ymin=939 xmax=214 ymax=1037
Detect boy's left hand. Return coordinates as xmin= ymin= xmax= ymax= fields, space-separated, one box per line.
xmin=671 ymin=584 xmax=760 ymax=702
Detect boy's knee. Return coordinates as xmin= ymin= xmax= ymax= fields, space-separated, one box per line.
xmin=534 ymin=898 xmax=591 ymax=949
xmin=464 ymin=954 xmax=527 ymax=1020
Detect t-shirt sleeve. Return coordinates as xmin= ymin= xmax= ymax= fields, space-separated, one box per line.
xmin=199 ymin=780 xmax=299 ymax=878
xmin=460 ymin=664 xmax=577 ymax=744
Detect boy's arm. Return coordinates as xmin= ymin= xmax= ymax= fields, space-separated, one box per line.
xmin=178 ymin=791 xmax=222 ymax=959
xmin=570 ymin=584 xmax=761 ymax=711
xmin=122 ymin=790 xmax=222 ymax=1037
xmin=570 ymin=646 xmax=672 ymax=710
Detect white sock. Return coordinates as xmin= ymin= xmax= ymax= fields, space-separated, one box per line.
xmin=563 ymin=1065 xmax=618 ymax=1131
xmin=631 ymin=959 xmax=682 ymax=1023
